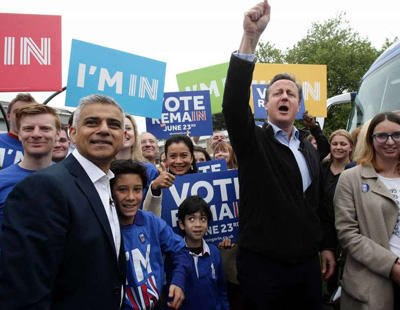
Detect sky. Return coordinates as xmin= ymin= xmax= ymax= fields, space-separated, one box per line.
xmin=1 ymin=0 xmax=399 ymax=132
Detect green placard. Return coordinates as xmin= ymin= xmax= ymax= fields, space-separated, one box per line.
xmin=176 ymin=62 xmax=229 ymax=114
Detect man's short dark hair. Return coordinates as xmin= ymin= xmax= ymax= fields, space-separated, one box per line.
xmin=178 ymin=195 xmax=212 ymax=223
xmin=265 ymin=73 xmax=302 ymax=102
xmin=110 ymin=159 xmax=148 ymax=190
xmin=8 ymin=93 xmax=37 ymax=114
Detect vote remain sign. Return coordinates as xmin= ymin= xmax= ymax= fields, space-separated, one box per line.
xmin=0 ymin=13 xmax=62 ymax=92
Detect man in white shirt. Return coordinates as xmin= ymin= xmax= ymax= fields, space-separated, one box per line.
xmin=0 ymin=94 xmax=126 ymax=309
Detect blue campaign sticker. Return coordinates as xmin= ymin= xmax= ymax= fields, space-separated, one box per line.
xmin=161 ymin=169 xmax=239 ymax=246
xmin=145 ymin=90 xmax=213 ymax=139
xmin=252 ymin=84 xmax=306 ymax=120
xmin=361 ymin=183 xmax=370 ymax=193
xmin=197 ymin=159 xmax=227 ymax=173
xmin=66 ymin=39 xmax=166 ymax=119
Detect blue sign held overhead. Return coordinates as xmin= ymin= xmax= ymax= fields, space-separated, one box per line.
xmin=252 ymin=84 xmax=305 ymax=120
xmin=66 ymin=39 xmax=166 ymax=119
xmin=161 ymin=169 xmax=239 ymax=246
xmin=145 ymin=90 xmax=213 ymax=139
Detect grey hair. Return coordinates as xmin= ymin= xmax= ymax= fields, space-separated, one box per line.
xmin=72 ymin=94 xmax=124 ymax=127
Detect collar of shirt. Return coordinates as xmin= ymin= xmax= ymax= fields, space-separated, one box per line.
xmin=72 ymin=148 xmax=114 ymax=183
xmin=268 ymin=121 xmax=299 ymax=144
xmin=187 ymin=238 xmax=210 ymax=257
xmin=133 ymin=209 xmax=145 ymax=226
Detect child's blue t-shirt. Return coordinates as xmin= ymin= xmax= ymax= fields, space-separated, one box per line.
xmin=122 ymin=210 xmax=186 ymax=310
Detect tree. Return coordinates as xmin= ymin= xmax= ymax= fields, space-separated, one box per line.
xmin=257 ymin=13 xmax=380 ymax=99
xmin=285 ymin=13 xmax=380 ymax=98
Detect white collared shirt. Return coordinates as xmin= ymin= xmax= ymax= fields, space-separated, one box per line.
xmin=187 ymin=239 xmax=212 ymax=278
xmin=72 ymin=149 xmax=121 ymax=258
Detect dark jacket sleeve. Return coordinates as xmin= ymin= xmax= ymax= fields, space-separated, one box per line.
xmin=222 ymin=54 xmax=257 ymax=160
xmin=167 ymin=248 xmax=189 ymax=292
xmin=317 ymin=162 xmax=338 ymax=251
xmin=215 ymin=249 xmax=230 ymax=310
xmin=309 ymin=124 xmax=330 ymax=161
xmin=0 ymin=173 xmax=69 ymax=309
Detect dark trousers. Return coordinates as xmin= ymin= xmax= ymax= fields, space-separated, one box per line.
xmin=394 ymin=282 xmax=400 ymax=309
xmin=237 ymin=248 xmax=323 ymax=310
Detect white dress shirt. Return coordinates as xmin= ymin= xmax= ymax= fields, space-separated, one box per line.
xmin=72 ymin=149 xmax=121 ymax=258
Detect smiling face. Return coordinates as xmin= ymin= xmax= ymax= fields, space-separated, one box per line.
xmin=373 ymin=120 xmax=400 ymax=163
xmin=166 ymin=142 xmax=194 ymax=175
xmin=330 ymin=134 xmax=352 ymax=162
xmin=18 ymin=113 xmax=58 ymax=159
xmin=178 ymin=211 xmax=208 ymax=248
xmin=123 ymin=116 xmax=135 ymax=150
xmin=52 ymin=129 xmax=70 ymax=162
xmin=266 ymin=79 xmax=300 ymax=129
xmin=70 ymin=103 xmax=124 ymax=172
xmin=112 ymin=173 xmax=143 ymax=225
xmin=141 ymin=132 xmax=159 ymax=162
xmin=214 ymin=146 xmax=230 ymax=162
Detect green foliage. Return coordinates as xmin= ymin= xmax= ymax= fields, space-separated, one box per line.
xmin=255 ymin=41 xmax=285 ymax=63
xmin=257 ymin=13 xmax=380 ymax=99
xmin=380 ymin=37 xmax=399 ymax=53
xmin=323 ymin=102 xmax=353 ymax=137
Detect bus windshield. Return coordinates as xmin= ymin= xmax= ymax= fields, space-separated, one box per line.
xmin=347 ymin=51 xmax=400 ymax=132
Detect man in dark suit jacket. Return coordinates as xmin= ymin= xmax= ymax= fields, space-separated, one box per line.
xmin=0 ymin=94 xmax=126 ymax=309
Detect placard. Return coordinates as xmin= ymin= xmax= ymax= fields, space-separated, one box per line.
xmin=197 ymin=159 xmax=227 ymax=173
xmin=161 ymin=170 xmax=239 ymax=246
xmin=145 ymin=91 xmax=212 ymax=138
xmin=66 ymin=39 xmax=166 ymax=118
xmin=0 ymin=13 xmax=61 ymax=92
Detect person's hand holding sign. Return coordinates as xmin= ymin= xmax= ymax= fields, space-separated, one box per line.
xmin=151 ymin=162 xmax=176 ymax=190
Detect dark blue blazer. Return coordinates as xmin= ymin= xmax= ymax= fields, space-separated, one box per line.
xmin=0 ymin=155 xmax=126 ymax=309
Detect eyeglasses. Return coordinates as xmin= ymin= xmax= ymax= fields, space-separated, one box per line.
xmin=372 ymin=131 xmax=400 ymax=144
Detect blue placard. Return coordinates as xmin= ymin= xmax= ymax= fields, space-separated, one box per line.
xmin=145 ymin=90 xmax=213 ymax=139
xmin=252 ymin=84 xmax=305 ymax=119
xmin=66 ymin=39 xmax=166 ymax=119
xmin=161 ymin=169 xmax=239 ymax=246
xmin=197 ymin=159 xmax=227 ymax=173
xmin=253 ymin=84 xmax=268 ymax=119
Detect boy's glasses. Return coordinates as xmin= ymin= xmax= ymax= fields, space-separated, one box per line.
xmin=372 ymin=131 xmax=400 ymax=144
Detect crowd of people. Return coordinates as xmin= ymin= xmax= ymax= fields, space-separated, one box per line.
xmin=0 ymin=1 xmax=399 ymax=310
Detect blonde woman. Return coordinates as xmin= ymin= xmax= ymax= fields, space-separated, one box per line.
xmin=321 ymin=129 xmax=353 ymax=299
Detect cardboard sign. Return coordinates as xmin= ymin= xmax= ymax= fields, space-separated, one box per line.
xmin=197 ymin=159 xmax=227 ymax=173
xmin=252 ymin=63 xmax=327 ymax=117
xmin=161 ymin=170 xmax=239 ymax=246
xmin=177 ymin=61 xmax=327 ymax=117
xmin=252 ymin=84 xmax=305 ymax=120
xmin=66 ymin=39 xmax=166 ymax=118
xmin=0 ymin=13 xmax=61 ymax=92
xmin=145 ymin=91 xmax=212 ymax=138
xmin=176 ymin=63 xmax=229 ymax=114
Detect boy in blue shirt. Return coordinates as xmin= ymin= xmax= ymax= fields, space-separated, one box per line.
xmin=167 ymin=196 xmax=229 ymax=310
xmin=110 ymin=160 xmax=186 ymax=310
